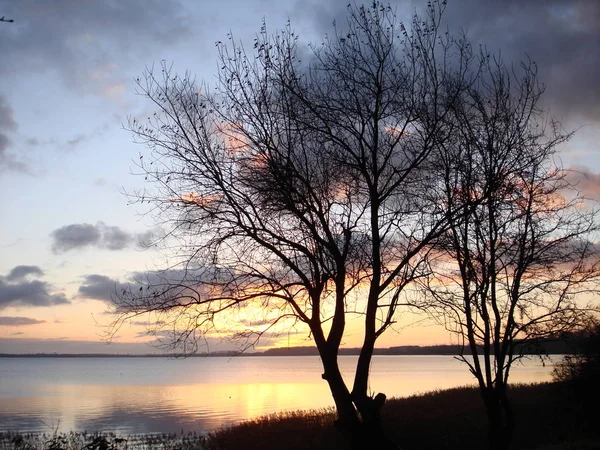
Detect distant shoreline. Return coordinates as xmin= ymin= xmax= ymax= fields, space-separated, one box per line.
xmin=0 ymin=341 xmax=572 ymax=358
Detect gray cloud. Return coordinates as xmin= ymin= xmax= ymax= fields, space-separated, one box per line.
xmin=0 ymin=317 xmax=46 ymax=326
xmin=50 ymin=221 xmax=158 ymax=253
xmin=78 ymin=268 xmax=207 ymax=303
xmin=6 ymin=265 xmax=44 ymax=281
xmin=0 ymin=1 xmax=192 ymax=97
xmin=0 ymin=266 xmax=69 ymax=309
xmin=50 ymin=223 xmax=101 ymax=253
xmin=102 ymin=225 xmax=132 ymax=251
xmin=302 ymin=0 xmax=600 ymax=124
xmin=438 ymin=0 xmax=600 ymax=123
xmin=0 ymin=94 xmax=27 ymax=172
xmin=78 ymin=274 xmax=131 ymax=303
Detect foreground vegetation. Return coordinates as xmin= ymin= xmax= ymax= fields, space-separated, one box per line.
xmin=0 ymin=431 xmax=204 ymax=450
xmin=203 ymin=383 xmax=599 ymax=450
xmin=3 ymin=382 xmax=598 ymax=450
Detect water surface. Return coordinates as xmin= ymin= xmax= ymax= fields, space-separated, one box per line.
xmin=0 ymin=355 xmax=557 ymax=434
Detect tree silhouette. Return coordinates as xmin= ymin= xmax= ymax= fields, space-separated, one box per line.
xmin=107 ymin=1 xmax=527 ymax=447
xmin=420 ymin=55 xmax=600 ymax=449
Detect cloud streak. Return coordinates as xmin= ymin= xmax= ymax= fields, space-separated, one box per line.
xmin=0 ymin=95 xmax=27 ymax=173
xmin=0 ymin=317 xmax=46 ymax=326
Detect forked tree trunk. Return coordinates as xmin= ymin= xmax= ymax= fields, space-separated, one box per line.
xmin=321 ymin=353 xmax=399 ymax=449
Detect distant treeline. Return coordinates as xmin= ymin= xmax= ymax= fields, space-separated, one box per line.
xmin=0 ymin=337 xmax=578 ymax=358
xmin=259 ymin=340 xmax=574 ymax=357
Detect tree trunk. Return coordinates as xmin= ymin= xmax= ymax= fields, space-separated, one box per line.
xmin=353 ymin=392 xmax=398 ymax=450
xmin=321 ymin=353 xmax=399 ymax=449
xmin=483 ymin=388 xmax=514 ymax=450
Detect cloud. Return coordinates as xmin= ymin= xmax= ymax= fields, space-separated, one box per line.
xmin=437 ymin=0 xmax=600 ymax=123
xmin=565 ymin=166 xmax=600 ymax=200
xmin=0 ymin=94 xmax=27 ymax=173
xmin=102 ymin=225 xmax=132 ymax=250
xmin=50 ymin=223 xmax=101 ymax=253
xmin=77 ymin=268 xmax=209 ymax=304
xmin=0 ymin=266 xmax=69 ymax=309
xmin=0 ymin=317 xmax=46 ymax=326
xmin=303 ymin=0 xmax=600 ymax=124
xmin=60 ymin=123 xmax=110 ymax=152
xmin=0 ymin=337 xmax=169 ymax=355
xmin=50 ymin=221 xmax=159 ymax=253
xmin=78 ymin=274 xmax=131 ymax=303
xmin=0 ymin=1 xmax=192 ymax=99
xmin=6 ymin=265 xmax=44 ymax=281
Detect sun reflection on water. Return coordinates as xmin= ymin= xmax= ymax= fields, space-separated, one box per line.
xmin=0 ymin=355 xmax=558 ymax=434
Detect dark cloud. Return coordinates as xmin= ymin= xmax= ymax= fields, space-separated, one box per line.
xmin=6 ymin=265 xmax=44 ymax=281
xmin=78 ymin=268 xmax=210 ymax=303
xmin=50 ymin=223 xmax=101 ymax=253
xmin=0 ymin=266 xmax=69 ymax=309
xmin=50 ymin=221 xmax=158 ymax=253
xmin=0 ymin=316 xmax=46 ymax=326
xmin=302 ymin=0 xmax=600 ymax=124
xmin=102 ymin=225 xmax=132 ymax=251
xmin=78 ymin=274 xmax=130 ymax=302
xmin=0 ymin=1 xmax=192 ymax=97
xmin=437 ymin=0 xmax=600 ymax=123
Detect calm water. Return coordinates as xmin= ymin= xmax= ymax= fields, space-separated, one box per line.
xmin=0 ymin=355 xmax=557 ymax=434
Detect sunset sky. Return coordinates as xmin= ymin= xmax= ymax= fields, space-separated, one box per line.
xmin=1 ymin=0 xmax=599 ymax=354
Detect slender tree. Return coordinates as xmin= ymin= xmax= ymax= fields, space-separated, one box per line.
xmin=111 ymin=2 xmax=478 ymax=447
xmin=421 ymin=54 xmax=600 ymax=450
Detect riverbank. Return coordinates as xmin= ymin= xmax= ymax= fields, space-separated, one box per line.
xmin=203 ymin=382 xmax=598 ymax=450
xmin=2 ymin=382 xmax=597 ymax=449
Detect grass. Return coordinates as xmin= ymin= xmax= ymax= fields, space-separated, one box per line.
xmin=2 ymin=382 xmax=598 ymax=449
xmin=0 ymin=431 xmax=204 ymax=450
xmin=203 ymin=382 xmax=600 ymax=450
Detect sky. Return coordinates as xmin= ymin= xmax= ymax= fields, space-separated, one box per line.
xmin=0 ymin=0 xmax=599 ymax=354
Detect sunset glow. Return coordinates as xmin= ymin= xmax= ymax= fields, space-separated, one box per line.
xmin=0 ymin=0 xmax=598 ymax=357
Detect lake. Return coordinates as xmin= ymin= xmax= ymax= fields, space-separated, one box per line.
xmin=0 ymin=355 xmax=558 ymax=435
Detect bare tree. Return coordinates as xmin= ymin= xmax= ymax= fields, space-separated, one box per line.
xmin=421 ymin=54 xmax=600 ymax=450
xmin=111 ymin=2 xmax=478 ymax=447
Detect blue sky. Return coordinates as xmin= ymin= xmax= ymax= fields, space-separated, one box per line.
xmin=0 ymin=0 xmax=599 ymax=353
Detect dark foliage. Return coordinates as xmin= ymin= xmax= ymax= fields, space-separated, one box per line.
xmin=553 ymin=322 xmax=600 ymax=410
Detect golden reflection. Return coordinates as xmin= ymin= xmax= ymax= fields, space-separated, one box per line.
xmin=0 ymin=356 xmax=558 ymax=434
